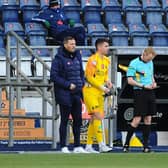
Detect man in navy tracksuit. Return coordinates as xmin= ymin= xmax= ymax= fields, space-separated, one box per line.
xmin=32 ymin=0 xmax=85 ymax=45
xmin=50 ymin=36 xmax=88 ymax=153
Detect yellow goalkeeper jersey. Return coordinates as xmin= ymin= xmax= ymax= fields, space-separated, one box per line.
xmin=84 ymin=52 xmax=110 ymax=94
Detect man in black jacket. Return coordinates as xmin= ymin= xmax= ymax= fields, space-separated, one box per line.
xmin=50 ymin=36 xmax=88 ymax=153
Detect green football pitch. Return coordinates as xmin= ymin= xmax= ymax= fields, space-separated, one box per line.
xmin=0 ymin=153 xmax=168 ymax=168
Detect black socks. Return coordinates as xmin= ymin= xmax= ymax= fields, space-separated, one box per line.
xmin=124 ymin=125 xmax=136 ymax=146
xmin=143 ymin=125 xmax=151 ymax=148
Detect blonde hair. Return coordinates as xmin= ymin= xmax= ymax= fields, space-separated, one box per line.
xmin=143 ymin=47 xmax=156 ymax=57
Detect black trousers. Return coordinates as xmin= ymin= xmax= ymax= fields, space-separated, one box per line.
xmin=59 ymin=94 xmax=82 ymax=148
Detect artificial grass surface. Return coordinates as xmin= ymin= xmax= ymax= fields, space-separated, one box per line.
xmin=0 ymin=153 xmax=168 ymax=168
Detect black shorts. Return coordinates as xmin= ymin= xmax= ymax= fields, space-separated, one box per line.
xmin=133 ymin=89 xmax=156 ymax=117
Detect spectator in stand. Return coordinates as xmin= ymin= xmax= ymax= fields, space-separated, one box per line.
xmin=32 ymin=0 xmax=85 ymax=45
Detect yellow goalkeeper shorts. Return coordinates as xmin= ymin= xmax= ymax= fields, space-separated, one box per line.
xmin=83 ymin=88 xmax=104 ymax=116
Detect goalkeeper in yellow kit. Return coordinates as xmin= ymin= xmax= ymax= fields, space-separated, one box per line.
xmin=83 ymin=38 xmax=113 ymax=153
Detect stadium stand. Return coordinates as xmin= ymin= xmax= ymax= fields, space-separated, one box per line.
xmin=102 ymin=0 xmax=121 ymax=10
xmin=149 ymin=23 xmax=168 ymax=46
xmin=20 ymin=0 xmax=40 ymax=23
xmin=4 ymin=22 xmax=28 ymax=58
xmin=104 ymin=8 xmax=123 ymax=26
xmin=61 ymin=0 xmax=81 ymax=23
xmin=40 ymin=0 xmax=49 ymax=9
xmin=162 ymin=0 xmax=168 ymax=25
xmin=108 ymin=23 xmax=129 ymax=46
xmin=81 ymin=0 xmax=102 ymax=25
xmin=102 ymin=0 xmax=122 ymax=26
xmin=142 ymin=0 xmax=163 ymax=25
xmin=161 ymin=0 xmax=168 ymax=10
xmin=122 ymin=0 xmax=142 ymax=25
xmin=25 ymin=22 xmax=50 ymax=57
xmin=4 ymin=21 xmax=25 ymax=36
xmin=122 ymin=0 xmax=141 ymax=10
xmin=0 ymin=24 xmax=5 ymax=56
xmin=80 ymin=48 xmax=92 ymax=57
xmin=0 ymin=0 xmax=19 ymax=22
xmin=128 ymin=24 xmax=149 ymax=46
xmin=87 ymin=23 xmax=108 ymax=45
xmin=0 ymin=0 xmax=168 ymax=47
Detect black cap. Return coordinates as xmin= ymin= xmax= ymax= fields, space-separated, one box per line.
xmin=49 ymin=0 xmax=60 ymax=6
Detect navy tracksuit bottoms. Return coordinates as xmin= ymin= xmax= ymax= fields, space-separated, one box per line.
xmin=59 ymin=94 xmax=82 ymax=148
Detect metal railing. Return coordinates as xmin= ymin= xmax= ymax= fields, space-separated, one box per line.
xmin=0 ymin=83 xmax=58 ymax=148
xmin=1 ymin=31 xmax=58 ymax=148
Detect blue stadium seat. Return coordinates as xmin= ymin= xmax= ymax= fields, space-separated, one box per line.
xmin=4 ymin=22 xmax=25 ymax=44
xmin=25 ymin=22 xmax=50 ymax=57
xmin=25 ymin=22 xmax=47 ymax=35
xmin=102 ymin=0 xmax=122 ymax=26
xmin=87 ymin=24 xmax=108 ymax=35
xmin=128 ymin=24 xmax=149 ymax=46
xmin=81 ymin=0 xmax=101 ymax=25
xmin=142 ymin=0 xmax=161 ymax=9
xmin=145 ymin=10 xmax=163 ymax=25
xmin=0 ymin=0 xmax=19 ymax=22
xmin=0 ymin=34 xmax=5 ymax=49
xmin=64 ymin=10 xmax=81 ymax=23
xmin=142 ymin=0 xmax=162 ymax=25
xmin=149 ymin=24 xmax=168 ymax=46
xmin=108 ymin=23 xmax=129 ymax=46
xmin=4 ymin=22 xmax=28 ymax=58
xmin=122 ymin=0 xmax=142 ymax=25
xmin=40 ymin=0 xmax=49 ymax=9
xmin=81 ymin=0 xmax=101 ymax=10
xmin=161 ymin=0 xmax=168 ymax=10
xmin=0 ymin=25 xmax=5 ymax=48
xmin=125 ymin=10 xmax=142 ymax=25
xmin=104 ymin=9 xmax=122 ymax=25
xmin=162 ymin=0 xmax=168 ymax=25
xmin=0 ymin=33 xmax=6 ymax=57
xmin=122 ymin=0 xmax=141 ymax=10
xmin=20 ymin=0 xmax=40 ymax=23
xmin=80 ymin=49 xmax=92 ymax=57
xmin=87 ymin=23 xmax=108 ymax=45
xmin=102 ymin=0 xmax=121 ymax=10
xmin=166 ymin=11 xmax=168 ymax=25
xmin=74 ymin=23 xmax=85 ymax=28
xmin=61 ymin=0 xmax=81 ymax=23
xmin=61 ymin=0 xmax=80 ymax=8
xmin=0 ymin=47 xmax=6 ymax=57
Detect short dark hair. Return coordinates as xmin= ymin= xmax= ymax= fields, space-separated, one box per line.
xmin=63 ymin=36 xmax=75 ymax=44
xmin=95 ymin=38 xmax=109 ymax=50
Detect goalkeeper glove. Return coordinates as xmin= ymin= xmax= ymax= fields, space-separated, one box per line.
xmin=44 ymin=21 xmax=50 ymax=28
xmin=69 ymin=19 xmax=75 ymax=27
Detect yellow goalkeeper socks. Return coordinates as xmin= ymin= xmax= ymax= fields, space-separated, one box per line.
xmin=86 ymin=122 xmax=94 ymax=145
xmin=93 ymin=119 xmax=103 ymax=143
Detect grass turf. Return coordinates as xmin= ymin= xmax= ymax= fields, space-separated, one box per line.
xmin=0 ymin=153 xmax=168 ymax=168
